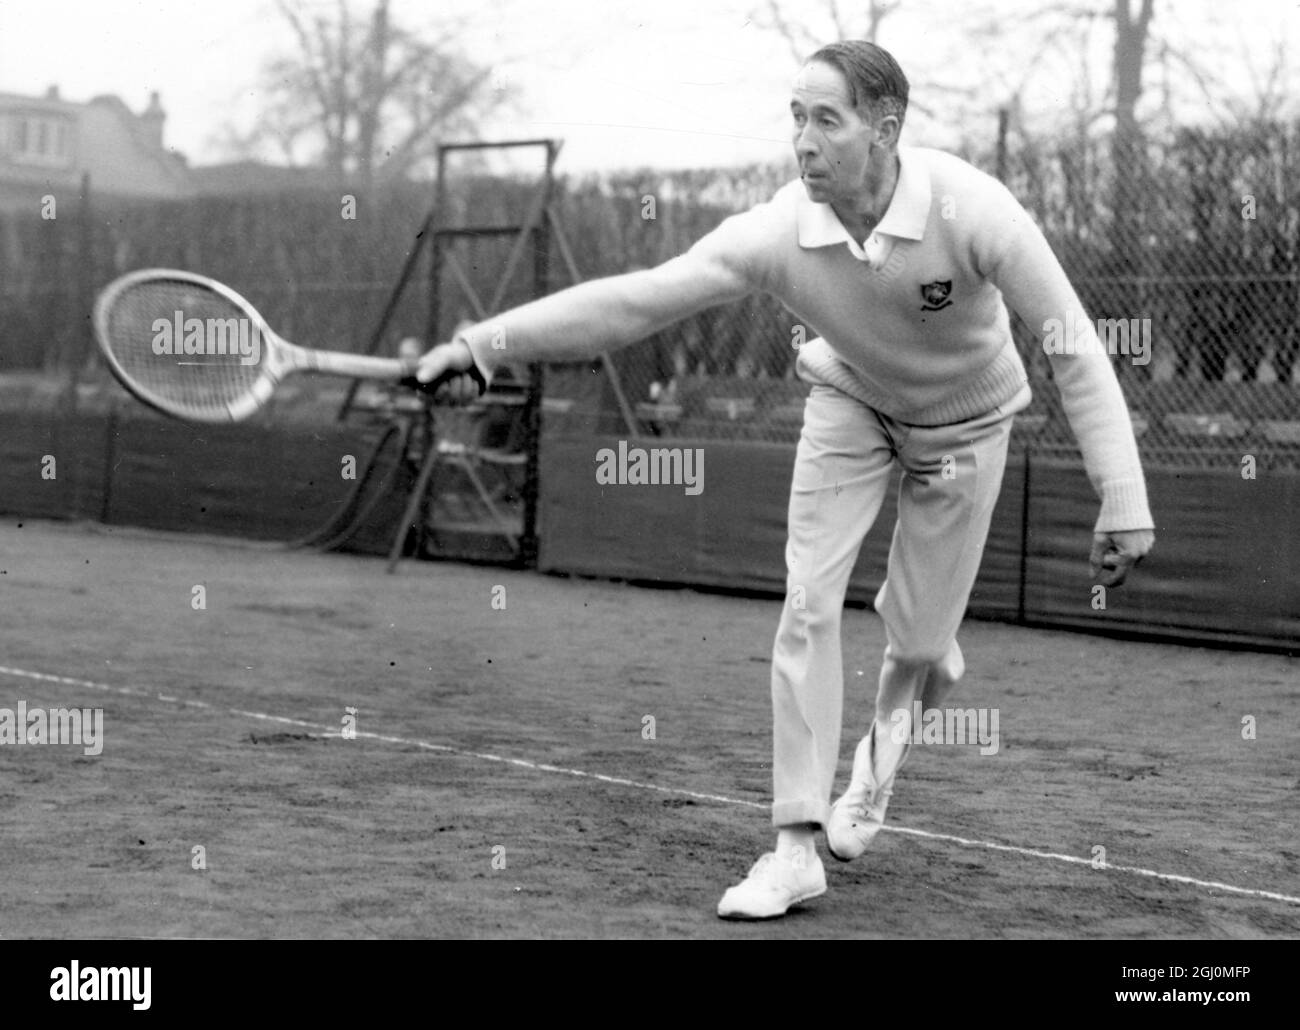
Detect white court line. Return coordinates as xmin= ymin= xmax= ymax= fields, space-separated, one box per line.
xmin=3 ymin=663 xmax=1299 ymax=908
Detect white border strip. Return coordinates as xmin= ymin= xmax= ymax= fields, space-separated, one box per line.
xmin=2 ymin=663 xmax=1297 ymax=907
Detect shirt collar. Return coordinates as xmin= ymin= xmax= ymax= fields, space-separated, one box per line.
xmin=796 ymin=145 xmax=931 ymax=255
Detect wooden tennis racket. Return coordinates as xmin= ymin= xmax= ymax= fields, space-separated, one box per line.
xmin=93 ymin=268 xmax=481 ymax=423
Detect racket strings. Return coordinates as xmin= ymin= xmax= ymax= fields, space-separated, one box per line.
xmin=101 ymin=280 xmax=267 ymax=420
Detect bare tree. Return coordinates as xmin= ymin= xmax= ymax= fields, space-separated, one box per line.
xmin=754 ymin=0 xmax=901 ymax=63
xmin=752 ymin=0 xmax=986 ymax=122
xmin=987 ymin=1 xmax=1157 ymax=370
xmin=1110 ymin=0 xmax=1155 ymax=238
xmin=1160 ymin=28 xmax=1297 ymax=127
xmin=234 ymin=0 xmax=512 ymax=190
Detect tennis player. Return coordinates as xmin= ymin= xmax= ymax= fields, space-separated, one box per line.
xmin=418 ymin=40 xmax=1155 ymax=920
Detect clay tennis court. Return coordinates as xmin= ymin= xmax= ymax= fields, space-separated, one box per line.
xmin=1 ymin=517 xmax=1296 ymax=939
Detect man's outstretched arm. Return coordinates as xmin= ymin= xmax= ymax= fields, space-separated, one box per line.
xmin=979 ymin=185 xmax=1156 ymax=587
xmin=416 ymin=236 xmax=756 ymax=391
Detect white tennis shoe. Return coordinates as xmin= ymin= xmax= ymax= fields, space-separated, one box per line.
xmin=717 ymin=850 xmax=827 ymax=920
xmin=826 ymin=722 xmax=909 ymax=862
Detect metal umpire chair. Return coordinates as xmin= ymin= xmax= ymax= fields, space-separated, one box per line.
xmin=335 ymin=137 xmax=643 ymax=572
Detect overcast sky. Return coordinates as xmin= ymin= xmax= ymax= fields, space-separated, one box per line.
xmin=1 ymin=0 xmax=1296 ymax=176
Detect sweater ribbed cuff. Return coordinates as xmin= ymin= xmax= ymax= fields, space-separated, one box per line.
xmin=1095 ymin=477 xmax=1154 ymax=534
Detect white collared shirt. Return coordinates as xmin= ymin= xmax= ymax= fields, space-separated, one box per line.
xmin=794 ymin=146 xmax=932 ymax=269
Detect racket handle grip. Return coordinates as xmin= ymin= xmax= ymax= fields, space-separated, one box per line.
xmin=398 ymin=360 xmax=487 ymax=397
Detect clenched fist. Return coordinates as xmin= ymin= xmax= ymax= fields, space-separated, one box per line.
xmin=411 ymin=338 xmax=487 ymax=400
xmin=1090 ymin=528 xmax=1154 ymax=588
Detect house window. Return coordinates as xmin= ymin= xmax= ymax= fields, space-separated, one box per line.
xmin=6 ymin=113 xmax=72 ymax=166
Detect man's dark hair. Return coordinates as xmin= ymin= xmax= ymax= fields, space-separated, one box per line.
xmin=807 ymin=41 xmax=908 ymax=130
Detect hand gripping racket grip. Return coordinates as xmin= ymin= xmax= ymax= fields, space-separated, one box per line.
xmin=398 ymin=358 xmax=488 ymax=397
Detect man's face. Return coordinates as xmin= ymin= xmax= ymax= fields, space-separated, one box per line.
xmin=790 ymin=60 xmax=883 ymax=207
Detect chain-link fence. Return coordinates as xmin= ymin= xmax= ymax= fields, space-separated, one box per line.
xmin=545 ymin=121 xmax=1300 ymax=468
xmin=1006 ymin=119 xmax=1300 ymax=468
xmin=2 ymin=121 xmax=1296 ymax=465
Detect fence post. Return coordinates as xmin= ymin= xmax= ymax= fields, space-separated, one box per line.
xmin=1017 ymin=445 xmax=1031 ymax=625
xmin=996 ymin=107 xmax=1009 ymax=182
xmin=65 ymin=172 xmax=95 ymax=410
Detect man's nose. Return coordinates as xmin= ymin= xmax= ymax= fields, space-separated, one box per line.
xmin=794 ymin=126 xmax=818 ymax=156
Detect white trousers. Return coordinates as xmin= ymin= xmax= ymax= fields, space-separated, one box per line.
xmin=770 ymin=382 xmax=1024 ymax=827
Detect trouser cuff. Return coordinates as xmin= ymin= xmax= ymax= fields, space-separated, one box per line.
xmin=771 ymin=799 xmax=830 ymax=829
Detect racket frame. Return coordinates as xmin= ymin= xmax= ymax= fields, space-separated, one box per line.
xmin=93 ymin=268 xmax=418 ymax=423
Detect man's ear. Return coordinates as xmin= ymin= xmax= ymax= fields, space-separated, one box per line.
xmin=875 ymin=114 xmax=902 ymax=149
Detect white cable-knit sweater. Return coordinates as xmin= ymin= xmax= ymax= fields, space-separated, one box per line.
xmin=459 ymin=146 xmax=1153 ymax=532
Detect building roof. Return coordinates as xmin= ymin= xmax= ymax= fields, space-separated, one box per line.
xmin=0 ymin=87 xmax=191 ymax=203
xmin=189 ymin=160 xmax=337 ymax=196
xmin=0 ymin=86 xmax=344 ymax=206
